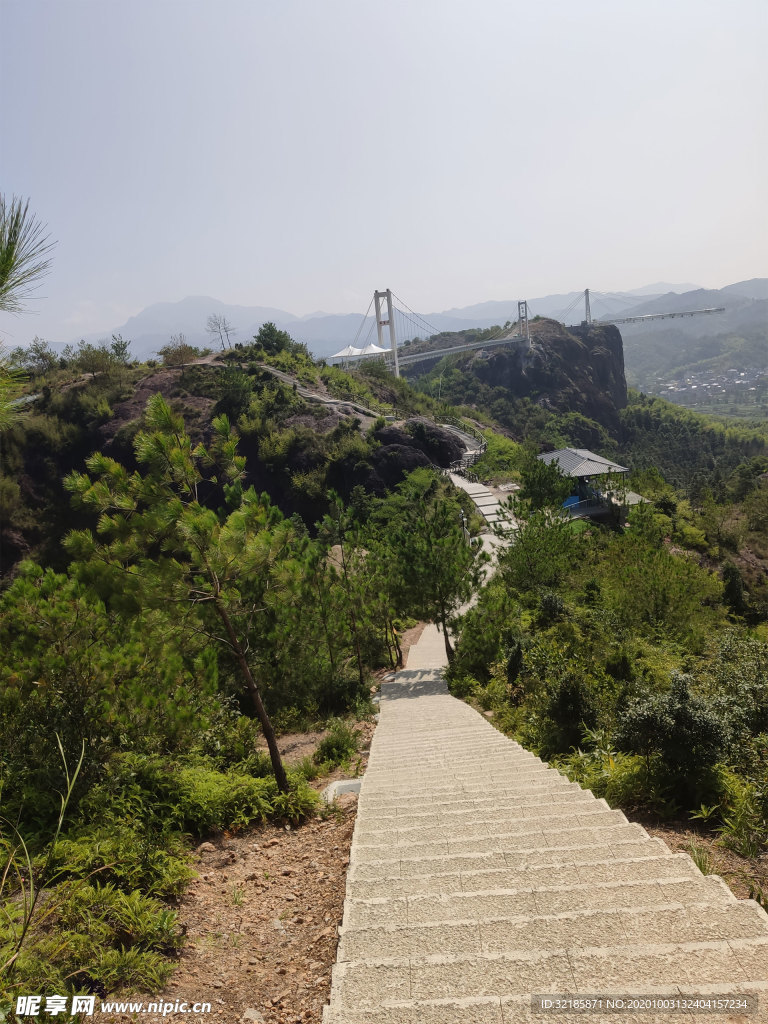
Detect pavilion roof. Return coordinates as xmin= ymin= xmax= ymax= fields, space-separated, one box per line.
xmin=537 ymin=448 xmax=628 ymax=478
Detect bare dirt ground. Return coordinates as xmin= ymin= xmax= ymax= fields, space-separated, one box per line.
xmin=149 ymin=798 xmax=356 ymax=1024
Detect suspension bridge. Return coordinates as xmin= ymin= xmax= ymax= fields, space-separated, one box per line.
xmin=332 ymin=289 xmax=725 ymax=377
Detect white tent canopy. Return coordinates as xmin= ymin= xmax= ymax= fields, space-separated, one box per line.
xmin=331 ymin=341 xmax=389 ymax=360
xmin=331 ymin=344 xmax=363 ymax=358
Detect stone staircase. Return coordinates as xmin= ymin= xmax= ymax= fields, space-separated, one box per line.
xmin=448 ymin=472 xmax=511 ymax=531
xmin=324 ymin=662 xmax=768 ymax=1023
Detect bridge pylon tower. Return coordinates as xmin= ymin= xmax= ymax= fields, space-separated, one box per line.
xmin=374 ymin=289 xmax=399 ymax=378
xmin=518 ymin=300 xmax=530 ymax=347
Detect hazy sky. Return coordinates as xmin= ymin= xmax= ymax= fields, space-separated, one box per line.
xmin=2 ymin=0 xmax=766 ymax=345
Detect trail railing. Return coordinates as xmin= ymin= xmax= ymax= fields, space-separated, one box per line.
xmin=564 ymin=497 xmax=605 ymax=518
xmin=439 ymin=421 xmax=488 ymax=478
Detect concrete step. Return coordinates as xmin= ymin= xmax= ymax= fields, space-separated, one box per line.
xmin=352 ymin=843 xmax=688 ymax=884
xmin=337 ymin=900 xmax=768 ymax=961
xmin=368 ymin=758 xmax=542 ymax=768
xmin=345 ymin=827 xmax=669 ymax=897
xmin=365 ymin=758 xmax=550 ymax=774
xmin=329 ymin=936 xmax=768 ymax=1007
xmin=327 ymin=624 xmax=768 ymax=1020
xmin=357 ymin=788 xmax=596 ymax=820
xmin=364 ymin=757 xmax=555 ymax=771
xmin=368 ymin=731 xmax=530 ymax=746
xmin=360 ymin=765 xmax=552 ymax=778
xmin=369 ymin=730 xmax=527 ymax=743
xmin=357 ymin=787 xmax=581 ymax=814
xmin=343 ymin=874 xmax=732 ymax=930
xmin=360 ymin=777 xmax=583 ymax=802
xmin=352 ymin=823 xmax=663 ymax=856
xmin=351 ymin=805 xmax=628 ymax=846
xmin=365 ymin=731 xmax=527 ymax=745
xmin=365 ymin=738 xmax=538 ymax=752
xmin=358 ymin=793 xmax=612 ymax=820
xmin=361 ymin=765 xmax=555 ymax=785
xmin=352 ymin=814 xmax=637 ymax=851
xmin=324 ymin=982 xmax=768 ymax=1024
xmin=352 ymin=824 xmax=660 ymax=861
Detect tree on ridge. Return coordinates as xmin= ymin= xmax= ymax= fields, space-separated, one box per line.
xmin=65 ymin=394 xmax=293 ymax=790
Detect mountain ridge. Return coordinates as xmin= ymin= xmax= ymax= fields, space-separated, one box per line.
xmin=43 ymin=278 xmax=767 ymax=362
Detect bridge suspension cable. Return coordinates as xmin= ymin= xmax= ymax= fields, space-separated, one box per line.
xmin=338 ymin=287 xmax=530 ymax=377
xmin=390 ymin=292 xmax=443 ymax=339
xmin=350 ymin=296 xmax=374 ymax=349
xmin=554 ymin=292 xmax=585 ymax=322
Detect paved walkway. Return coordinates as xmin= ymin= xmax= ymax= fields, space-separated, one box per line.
xmin=450 ymin=472 xmax=510 ymax=531
xmin=325 ymin=630 xmax=768 ymax=1023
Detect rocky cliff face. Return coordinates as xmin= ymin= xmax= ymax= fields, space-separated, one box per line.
xmin=469 ymin=319 xmax=627 ymax=430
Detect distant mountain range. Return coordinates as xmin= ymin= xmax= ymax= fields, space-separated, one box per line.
xmin=616 ymin=280 xmax=768 ymax=388
xmin=69 ymin=279 xmax=767 ymax=366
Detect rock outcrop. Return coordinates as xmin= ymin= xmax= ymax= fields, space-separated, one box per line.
xmin=373 ymin=419 xmax=465 ymax=468
xmin=404 ymin=319 xmax=628 ymax=434
xmin=472 ymin=320 xmax=627 ymax=431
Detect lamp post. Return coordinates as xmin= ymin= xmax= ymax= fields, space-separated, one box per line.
xmin=460 ymin=509 xmax=469 ymax=544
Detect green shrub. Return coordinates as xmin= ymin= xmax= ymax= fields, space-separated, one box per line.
xmin=686 ymin=839 xmax=714 ymax=875
xmin=233 ymin=751 xmax=275 ymax=778
xmin=676 ymin=523 xmax=708 ymax=551
xmin=538 ymin=591 xmax=566 ymax=625
xmin=449 ymin=578 xmax=518 ymax=684
xmin=82 ymin=753 xmax=318 ymax=835
xmin=172 ymin=766 xmax=274 ymax=832
xmin=448 ymin=674 xmax=480 ymax=700
xmin=193 ymin=700 xmax=264 ymax=766
xmin=314 ymin=720 xmax=359 ymax=767
xmin=538 ymin=673 xmax=598 ymax=757
xmin=716 ymin=768 xmax=768 ymax=858
xmin=475 ymin=672 xmax=509 ymax=712
xmin=0 ymin=880 xmax=180 ymax=997
xmin=290 ymin=755 xmax=322 ymax=782
xmin=49 ymin=825 xmax=193 ymax=897
xmin=271 ymin=780 xmax=320 ymax=824
xmin=614 ymin=673 xmax=730 ymax=808
xmin=555 ymin=747 xmax=670 ymax=815
xmin=468 ymin=431 xmax=523 ymax=482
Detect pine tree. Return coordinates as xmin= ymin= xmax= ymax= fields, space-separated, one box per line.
xmin=65 ymin=394 xmax=292 ymax=790
xmin=373 ymin=470 xmax=486 ymax=664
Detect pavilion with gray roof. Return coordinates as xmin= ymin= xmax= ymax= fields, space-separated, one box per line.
xmin=537 ymin=448 xmax=629 ymax=479
xmin=536 ymin=448 xmax=644 ymax=517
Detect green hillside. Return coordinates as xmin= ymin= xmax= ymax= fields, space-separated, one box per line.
xmin=5 ymin=319 xmax=768 ymax=999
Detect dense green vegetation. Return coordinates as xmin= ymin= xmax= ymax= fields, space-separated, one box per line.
xmin=6 ymin=311 xmax=768 ymax=997
xmin=620 ymin=393 xmax=768 ymax=495
xmin=1 ymin=325 xmax=470 ymax=572
xmin=448 ymin=478 xmax=768 ymax=871
xmin=0 ymin=333 xmax=485 ymax=999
